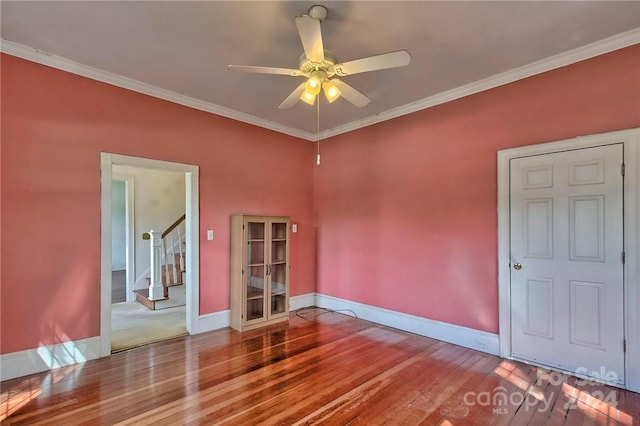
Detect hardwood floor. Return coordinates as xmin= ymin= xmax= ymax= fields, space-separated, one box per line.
xmin=111 ymin=270 xmax=126 ymax=303
xmin=2 ymin=308 xmax=638 ymax=425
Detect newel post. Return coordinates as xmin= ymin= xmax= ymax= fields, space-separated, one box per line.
xmin=148 ymin=230 xmax=165 ymax=300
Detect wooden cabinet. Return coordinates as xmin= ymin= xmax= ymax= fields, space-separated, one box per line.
xmin=230 ymin=215 xmax=290 ymax=331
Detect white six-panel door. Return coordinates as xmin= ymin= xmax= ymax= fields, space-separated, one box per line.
xmin=510 ymin=144 xmax=624 ymax=385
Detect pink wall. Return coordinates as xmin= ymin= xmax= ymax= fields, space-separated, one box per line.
xmin=2 ymin=45 xmax=639 ymax=356
xmin=314 ymin=45 xmax=640 ymax=334
xmin=0 ymin=54 xmax=315 ymax=354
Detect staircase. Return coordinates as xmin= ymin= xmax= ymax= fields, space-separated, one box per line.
xmin=135 ymin=215 xmax=186 ymax=310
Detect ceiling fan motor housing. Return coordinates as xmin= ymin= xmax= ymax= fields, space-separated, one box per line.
xmin=298 ymin=50 xmax=337 ymax=76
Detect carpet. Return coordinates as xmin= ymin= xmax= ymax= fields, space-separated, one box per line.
xmin=155 ymin=284 xmax=186 ymax=310
xmin=111 ymin=302 xmax=188 ymax=353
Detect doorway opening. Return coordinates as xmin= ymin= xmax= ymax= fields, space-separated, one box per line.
xmin=100 ymin=153 xmax=200 ymax=357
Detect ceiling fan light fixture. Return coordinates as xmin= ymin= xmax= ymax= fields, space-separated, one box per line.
xmin=308 ymin=76 xmax=321 ymax=89
xmin=323 ymin=80 xmax=341 ymax=103
xmin=305 ymin=79 xmax=322 ymax=96
xmin=300 ymin=90 xmax=317 ymax=105
xmin=305 ymin=70 xmax=325 ymax=95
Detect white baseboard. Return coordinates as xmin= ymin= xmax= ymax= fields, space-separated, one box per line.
xmin=191 ymin=310 xmax=231 ymax=334
xmin=290 ymin=293 xmax=317 ymax=311
xmin=1 ymin=293 xmax=498 ymax=381
xmin=315 ymin=294 xmax=500 ymax=356
xmin=1 ymin=337 xmax=102 ymax=381
xmin=189 ymin=293 xmax=318 ymax=335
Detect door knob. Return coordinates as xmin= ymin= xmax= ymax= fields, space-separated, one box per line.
xmin=513 ymin=263 xmax=522 ymax=270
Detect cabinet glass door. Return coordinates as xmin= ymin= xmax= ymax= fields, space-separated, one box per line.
xmin=246 ymin=221 xmax=266 ymax=321
xmin=269 ymin=221 xmax=288 ymax=316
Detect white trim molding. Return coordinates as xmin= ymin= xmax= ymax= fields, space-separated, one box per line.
xmin=626 ymin=139 xmax=639 ymax=392
xmin=2 ymin=28 xmax=639 ymax=142
xmin=0 ymin=337 xmax=101 ymax=381
xmin=0 ymin=40 xmax=311 ymax=142
xmin=100 ymin=153 xmax=200 ymax=357
xmin=315 ymin=294 xmax=500 ymax=356
xmin=189 ymin=293 xmax=318 ymax=335
xmin=0 ymin=293 xmax=317 ymax=380
xmin=497 ymin=128 xmax=639 ymax=392
xmin=191 ymin=311 xmax=231 ymax=335
xmin=184 ymin=166 xmax=200 ymax=335
xmin=320 ymin=29 xmax=640 ymax=140
xmin=290 ymin=293 xmax=317 ymax=311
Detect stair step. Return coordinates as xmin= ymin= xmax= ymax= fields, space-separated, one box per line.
xmin=134 ymin=289 xmax=168 ymax=311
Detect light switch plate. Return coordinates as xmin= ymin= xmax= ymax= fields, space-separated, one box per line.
xmin=207 ymin=230 xmax=214 ymax=240
xmin=292 ymin=224 xmax=298 ymax=233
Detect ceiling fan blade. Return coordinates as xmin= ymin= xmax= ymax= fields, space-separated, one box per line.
xmin=333 ymin=50 xmax=411 ymax=76
xmin=228 ymin=65 xmax=303 ymax=77
xmin=279 ymin=82 xmax=306 ymax=109
xmin=295 ymin=16 xmax=324 ymax=63
xmin=331 ymin=79 xmax=370 ymax=107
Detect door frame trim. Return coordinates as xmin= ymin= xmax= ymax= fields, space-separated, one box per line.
xmin=100 ymin=153 xmax=200 ymax=357
xmin=497 ymin=128 xmax=639 ymax=391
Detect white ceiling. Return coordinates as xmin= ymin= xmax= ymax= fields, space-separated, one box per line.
xmin=2 ymin=1 xmax=639 ymax=139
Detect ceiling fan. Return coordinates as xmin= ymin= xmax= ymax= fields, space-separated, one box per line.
xmin=228 ymin=5 xmax=411 ymax=109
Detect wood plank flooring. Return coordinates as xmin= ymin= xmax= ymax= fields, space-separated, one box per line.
xmin=2 ymin=308 xmax=638 ymax=425
xmin=111 ymin=270 xmax=126 ymax=303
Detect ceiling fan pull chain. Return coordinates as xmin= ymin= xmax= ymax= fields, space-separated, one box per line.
xmin=316 ymin=98 xmax=321 ymax=165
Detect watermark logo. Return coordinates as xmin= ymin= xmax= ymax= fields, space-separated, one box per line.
xmin=459 ymin=366 xmax=619 ymax=416
xmin=565 ymin=366 xmax=620 ymax=387
xmin=463 ymin=385 xmax=547 ymax=415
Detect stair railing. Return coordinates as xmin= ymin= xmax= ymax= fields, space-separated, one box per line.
xmin=146 ymin=214 xmax=186 ymax=301
xmin=161 ymin=214 xmax=186 ymax=287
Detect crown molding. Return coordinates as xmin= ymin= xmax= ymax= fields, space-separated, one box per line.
xmin=320 ymin=27 xmax=640 ymax=140
xmin=0 ymin=39 xmax=316 ymax=141
xmin=3 ymin=27 xmax=639 ymax=143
